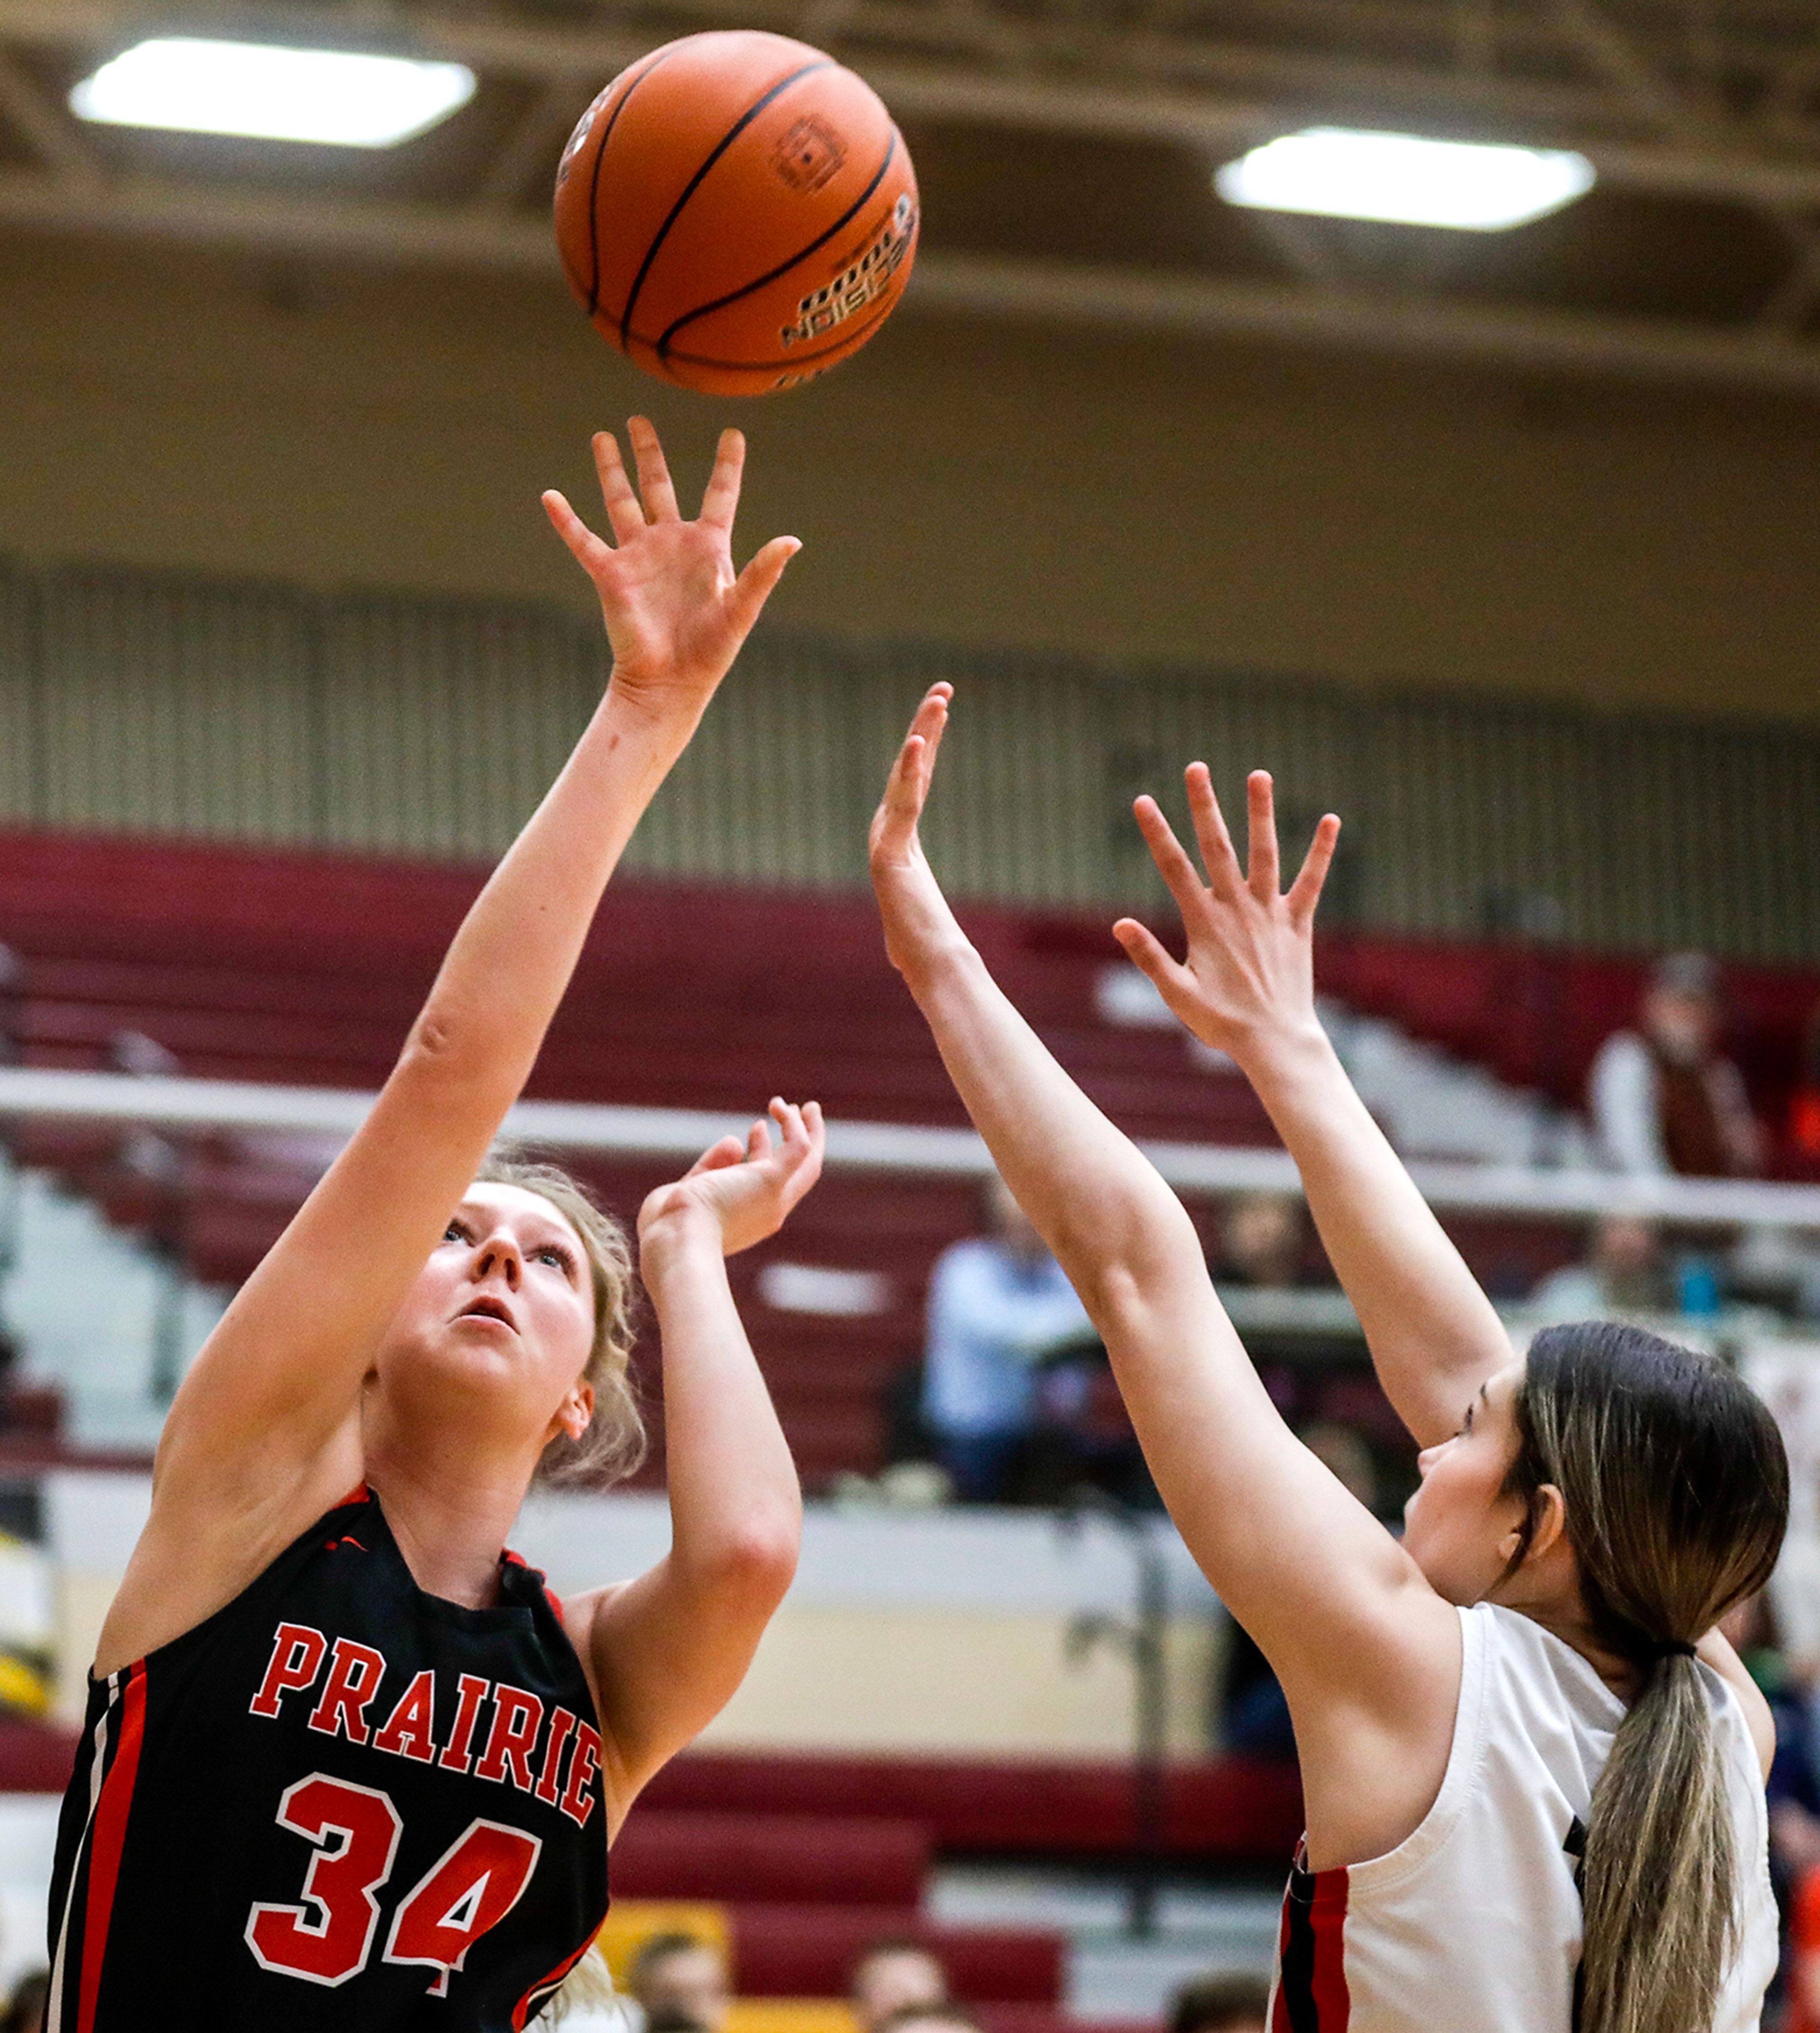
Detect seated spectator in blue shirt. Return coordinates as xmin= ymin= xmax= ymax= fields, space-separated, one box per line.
xmin=922 ymin=1176 xmax=1090 ymax=1502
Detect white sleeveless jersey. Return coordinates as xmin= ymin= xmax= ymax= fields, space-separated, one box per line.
xmin=1267 ymin=1602 xmax=1777 ymax=2033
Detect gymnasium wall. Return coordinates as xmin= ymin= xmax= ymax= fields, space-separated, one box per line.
xmin=0 ymin=555 xmax=1817 ymax=962
xmin=0 ymin=231 xmax=1818 ymax=731
xmin=2 ymin=231 xmax=1820 ymax=959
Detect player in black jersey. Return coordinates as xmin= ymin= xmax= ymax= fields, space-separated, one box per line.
xmin=47 ymin=421 xmax=820 ymax=2033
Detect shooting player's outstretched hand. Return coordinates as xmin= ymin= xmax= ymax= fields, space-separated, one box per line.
xmin=544 ymin=418 xmax=800 ymax=728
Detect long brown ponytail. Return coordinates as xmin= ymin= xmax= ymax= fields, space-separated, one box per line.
xmin=1506 ymin=1324 xmax=1786 ymax=2033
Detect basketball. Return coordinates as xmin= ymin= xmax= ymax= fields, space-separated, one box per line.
xmin=554 ymin=31 xmax=919 ymax=397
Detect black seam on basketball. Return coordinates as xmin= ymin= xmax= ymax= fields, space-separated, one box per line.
xmin=655 ymin=131 xmax=898 ymax=356
xmin=618 ymin=58 xmax=835 ymax=352
xmin=627 ymin=286 xmax=902 ymax=375
xmin=585 ymin=48 xmax=677 ymax=326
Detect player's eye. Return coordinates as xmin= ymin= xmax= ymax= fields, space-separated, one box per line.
xmin=443 ymin=1220 xmax=471 ymax=1246
xmin=536 ymin=1243 xmax=577 ymax=1274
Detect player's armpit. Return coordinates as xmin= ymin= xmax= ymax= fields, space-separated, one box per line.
xmin=566 ymin=1548 xmax=796 ymax=1840
xmin=94 ymin=1407 xmax=368 ymax=1676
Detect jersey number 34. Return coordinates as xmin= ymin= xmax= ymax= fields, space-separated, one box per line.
xmin=245 ymin=1774 xmax=543 ymax=1993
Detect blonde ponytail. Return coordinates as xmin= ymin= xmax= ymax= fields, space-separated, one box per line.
xmin=1509 ymin=1325 xmax=1786 ymax=2033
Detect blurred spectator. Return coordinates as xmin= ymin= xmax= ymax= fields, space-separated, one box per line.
xmin=851 ymin=1941 xmax=949 ymax=2033
xmin=0 ymin=1972 xmax=44 ymax=2033
xmin=1589 ymin=953 xmax=1762 ymax=1178
xmin=1214 ymin=1193 xmax=1313 ymax=1289
xmin=629 ymin=1933 xmax=730 ymax=2033
xmin=921 ymin=1176 xmax=1090 ymax=1503
xmin=1022 ymin=1335 xmax=1157 ymax=1510
xmin=878 ymin=2008 xmax=982 ymax=2033
xmin=1721 ymin=1592 xmax=1820 ymax=2027
xmin=1170 ymin=1972 xmax=1271 ymax=2033
xmin=1528 ymin=1216 xmax=1677 ymax=1319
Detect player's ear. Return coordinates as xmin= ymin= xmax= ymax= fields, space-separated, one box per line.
xmin=1495 ymin=1484 xmax=1563 ymax=1574
xmin=1526 ymin=1485 xmax=1567 ymax=1563
xmin=556 ymin=1382 xmax=595 ymax=1444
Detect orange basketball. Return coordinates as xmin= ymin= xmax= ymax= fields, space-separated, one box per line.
xmin=554 ymin=31 xmax=919 ymax=397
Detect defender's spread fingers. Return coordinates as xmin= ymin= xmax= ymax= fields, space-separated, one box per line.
xmin=1133 ymin=797 xmax=1213 ymax=916
xmin=1247 ymin=771 xmax=1282 ymax=901
xmin=1288 ymin=814 xmax=1342 ymax=926
xmin=1184 ymin=765 xmax=1246 ymax=900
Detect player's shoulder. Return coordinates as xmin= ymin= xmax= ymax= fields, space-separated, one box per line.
xmin=1696 ymin=1630 xmax=1775 ymax=1779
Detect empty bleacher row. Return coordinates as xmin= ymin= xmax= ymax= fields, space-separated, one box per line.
xmin=0 ymin=825 xmax=1813 ymax=1482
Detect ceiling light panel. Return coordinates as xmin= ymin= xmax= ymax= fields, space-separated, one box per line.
xmin=1216 ymin=129 xmax=1596 ymax=232
xmin=70 ymin=38 xmax=477 ymax=149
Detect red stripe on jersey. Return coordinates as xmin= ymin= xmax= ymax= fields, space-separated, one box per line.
xmin=1274 ymin=1845 xmax=1350 ymax=2033
xmin=1271 ymin=1890 xmax=1296 ymax=2033
xmin=504 ymin=1548 xmax=567 ymax=1627
xmin=77 ymin=1664 xmax=147 ymax=2033
xmin=1308 ymin=1867 xmax=1350 ymax=2028
xmin=334 ymin=1481 xmax=371 ymax=1510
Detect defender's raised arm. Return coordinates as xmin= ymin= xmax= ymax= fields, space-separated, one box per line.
xmin=869 ymin=687 xmax=1459 ymax=1874
xmin=1112 ymin=767 xmax=1510 ymax=1450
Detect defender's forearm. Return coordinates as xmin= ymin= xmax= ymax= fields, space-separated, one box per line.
xmin=1238 ymin=1026 xmax=1511 ymax=1447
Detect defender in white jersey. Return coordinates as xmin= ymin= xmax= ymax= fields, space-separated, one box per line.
xmin=866 ymin=686 xmax=1787 ymax=2033
xmin=1272 ymin=1598 xmax=1776 ymax=2031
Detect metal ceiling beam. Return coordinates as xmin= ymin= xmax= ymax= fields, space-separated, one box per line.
xmin=0 ymin=46 xmax=103 ymax=183
xmin=1 ymin=163 xmax=1818 ymax=400
xmin=913 ymin=246 xmax=1820 ymax=396
xmin=7 ymin=0 xmax=1820 ymax=213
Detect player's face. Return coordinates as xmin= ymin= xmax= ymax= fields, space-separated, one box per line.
xmin=1401 ymin=1362 xmax=1531 ymax=1606
xmin=376 ymin=1183 xmax=596 ymax=1447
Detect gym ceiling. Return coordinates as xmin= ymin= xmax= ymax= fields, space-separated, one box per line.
xmin=1 ymin=0 xmax=1820 ymax=400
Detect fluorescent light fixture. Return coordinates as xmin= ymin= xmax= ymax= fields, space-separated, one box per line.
xmin=1216 ymin=128 xmax=1595 ymax=231
xmin=70 ymin=37 xmax=476 ymax=148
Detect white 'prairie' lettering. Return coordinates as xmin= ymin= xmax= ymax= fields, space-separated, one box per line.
xmin=247 ymin=1625 xmax=595 ymax=1813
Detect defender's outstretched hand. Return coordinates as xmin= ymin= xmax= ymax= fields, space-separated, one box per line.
xmin=544 ymin=419 xmax=800 ymax=722
xmin=869 ymin=683 xmax=961 ymax=975
xmin=1112 ymin=768 xmax=1340 ymax=1069
xmin=640 ymin=1098 xmax=826 ymax=1260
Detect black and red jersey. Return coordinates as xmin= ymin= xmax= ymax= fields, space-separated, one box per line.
xmin=47 ymin=1486 xmax=610 ymax=2031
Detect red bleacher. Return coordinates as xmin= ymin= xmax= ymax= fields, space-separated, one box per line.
xmin=0 ymin=827 xmax=1278 ymax=1483
xmin=638 ymin=1751 xmax=1305 ymax=1865
xmin=0 ymin=825 xmax=1813 ymax=1480
xmin=1316 ymin=927 xmax=1819 ymax=1167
